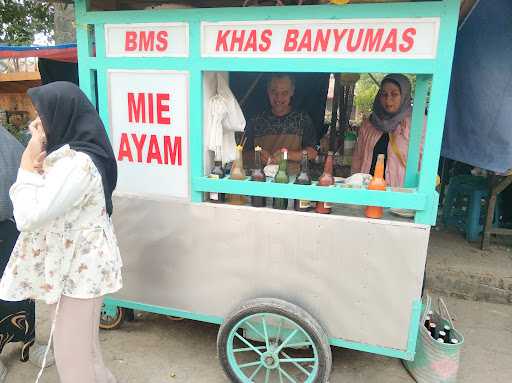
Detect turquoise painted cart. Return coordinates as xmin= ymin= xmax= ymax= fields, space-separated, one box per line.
xmin=74 ymin=1 xmax=459 ymax=382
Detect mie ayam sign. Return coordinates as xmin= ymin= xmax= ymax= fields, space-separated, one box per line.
xmin=202 ymin=18 xmax=440 ymax=59
xmin=108 ymin=70 xmax=189 ymax=198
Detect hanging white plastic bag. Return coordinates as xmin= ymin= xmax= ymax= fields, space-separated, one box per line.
xmin=206 ymin=73 xmax=246 ymax=164
xmin=217 ymin=73 xmax=245 ymax=133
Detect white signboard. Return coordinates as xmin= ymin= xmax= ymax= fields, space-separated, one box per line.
xmin=105 ymin=23 xmax=189 ymax=57
xmin=108 ymin=70 xmax=189 ymax=199
xmin=202 ymin=18 xmax=439 ymax=59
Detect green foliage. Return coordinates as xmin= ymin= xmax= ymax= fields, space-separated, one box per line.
xmin=5 ymin=122 xmax=22 ymax=141
xmin=0 ymin=0 xmax=55 ymax=45
xmin=354 ymin=74 xmax=382 ymax=120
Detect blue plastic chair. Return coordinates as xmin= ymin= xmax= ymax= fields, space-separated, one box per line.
xmin=443 ymin=175 xmax=501 ymax=242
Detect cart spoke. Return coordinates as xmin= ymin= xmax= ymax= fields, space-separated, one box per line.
xmin=264 ymin=368 xmax=270 ymax=383
xmin=278 ymin=367 xmax=298 ymax=383
xmin=278 ymin=368 xmax=284 ymax=383
xmin=283 ymin=341 xmax=312 ymax=348
xmin=279 ymin=351 xmax=314 ymax=376
xmin=234 ymin=345 xmax=267 ymax=353
xmin=275 ymin=329 xmax=299 ymax=353
xmin=261 ymin=315 xmax=270 ymax=349
xmin=275 ymin=318 xmax=284 ymax=344
xmin=243 ymin=319 xmax=266 ymax=342
xmin=279 ymin=357 xmax=316 ymax=364
xmin=239 ymin=361 xmax=263 ymax=369
xmin=249 ymin=363 xmax=264 ymax=380
xmin=235 ymin=333 xmax=263 ymax=356
xmin=279 ymin=358 xmax=316 ymax=363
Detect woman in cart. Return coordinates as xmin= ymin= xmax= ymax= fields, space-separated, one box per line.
xmin=351 ymin=73 xmax=416 ymax=187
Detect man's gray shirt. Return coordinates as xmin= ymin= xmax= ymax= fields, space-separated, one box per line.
xmin=0 ymin=126 xmax=24 ymax=221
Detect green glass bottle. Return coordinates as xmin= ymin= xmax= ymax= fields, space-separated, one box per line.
xmin=273 ymin=148 xmax=289 ymax=210
xmin=251 ymin=146 xmax=267 ymax=207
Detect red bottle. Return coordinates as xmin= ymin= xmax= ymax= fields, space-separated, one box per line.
xmin=315 ymin=151 xmax=335 ymax=214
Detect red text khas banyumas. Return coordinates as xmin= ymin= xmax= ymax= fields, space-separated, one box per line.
xmin=214 ymin=27 xmax=416 ymax=53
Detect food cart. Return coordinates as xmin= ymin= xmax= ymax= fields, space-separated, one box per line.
xmin=73 ymin=0 xmax=459 ymax=381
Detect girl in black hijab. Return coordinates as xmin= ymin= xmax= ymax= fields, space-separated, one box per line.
xmin=28 ymin=81 xmax=118 ymax=216
xmin=0 ymin=82 xmax=122 ymax=383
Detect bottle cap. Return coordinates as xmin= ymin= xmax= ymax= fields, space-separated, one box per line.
xmin=429 ymin=323 xmax=436 ymax=328
xmin=450 ymin=339 xmax=459 ymax=344
xmin=436 ymin=338 xmax=445 ymax=343
xmin=439 ymin=331 xmax=446 ymax=337
xmin=444 ymin=325 xmax=451 ymax=331
xmin=255 ymin=146 xmax=262 ymax=151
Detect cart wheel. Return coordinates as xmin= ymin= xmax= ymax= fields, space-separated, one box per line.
xmin=217 ymin=298 xmax=332 ymax=383
xmin=100 ymin=304 xmax=125 ymax=330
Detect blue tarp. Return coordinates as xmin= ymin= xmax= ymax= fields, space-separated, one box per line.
xmin=442 ymin=0 xmax=512 ymax=173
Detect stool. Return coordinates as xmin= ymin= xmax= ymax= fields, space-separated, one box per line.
xmin=481 ymin=174 xmax=512 ymax=249
xmin=443 ymin=175 xmax=501 ymax=242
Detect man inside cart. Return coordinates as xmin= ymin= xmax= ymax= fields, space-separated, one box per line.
xmin=244 ymin=74 xmax=318 ymax=175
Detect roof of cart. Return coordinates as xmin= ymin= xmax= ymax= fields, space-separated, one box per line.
xmin=39 ymin=0 xmax=477 ymax=23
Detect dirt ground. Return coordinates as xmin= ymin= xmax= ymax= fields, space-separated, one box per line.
xmin=2 ymin=296 xmax=511 ymax=383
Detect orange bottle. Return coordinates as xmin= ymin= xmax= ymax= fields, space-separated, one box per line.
xmin=365 ymin=154 xmax=387 ymax=219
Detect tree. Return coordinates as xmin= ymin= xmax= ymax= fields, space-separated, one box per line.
xmin=354 ymin=74 xmax=382 ymax=121
xmin=0 ymin=0 xmax=55 ymax=46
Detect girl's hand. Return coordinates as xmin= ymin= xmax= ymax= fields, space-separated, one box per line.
xmin=32 ymin=151 xmax=47 ymax=174
xmin=21 ymin=117 xmax=47 ymax=173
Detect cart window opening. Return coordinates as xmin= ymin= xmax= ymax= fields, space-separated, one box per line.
xmin=203 ymin=71 xmax=425 ymax=178
xmin=201 ymin=71 xmax=427 ymax=219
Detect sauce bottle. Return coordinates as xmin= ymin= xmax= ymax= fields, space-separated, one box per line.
xmin=273 ymin=148 xmax=289 ymax=210
xmin=365 ymin=154 xmax=387 ymax=219
xmin=207 ymin=150 xmax=225 ymax=203
xmin=315 ymin=151 xmax=335 ymax=214
xmin=294 ymin=150 xmax=312 ymax=212
xmin=250 ymin=146 xmax=266 ymax=207
xmin=227 ymin=145 xmax=247 ymax=205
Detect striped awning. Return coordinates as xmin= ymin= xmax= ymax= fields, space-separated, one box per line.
xmin=0 ymin=43 xmax=77 ymax=62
